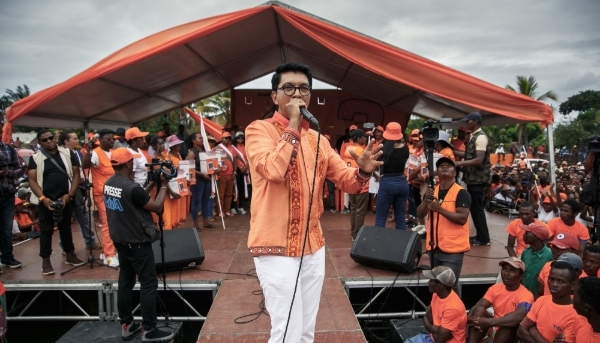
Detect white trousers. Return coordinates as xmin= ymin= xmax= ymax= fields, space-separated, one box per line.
xmin=254 ymin=246 xmax=325 ymax=343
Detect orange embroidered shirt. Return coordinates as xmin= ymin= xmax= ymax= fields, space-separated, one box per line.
xmin=246 ymin=112 xmax=370 ymax=257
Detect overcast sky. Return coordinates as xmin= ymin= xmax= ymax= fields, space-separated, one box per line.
xmin=1 ymin=0 xmax=598 ymax=120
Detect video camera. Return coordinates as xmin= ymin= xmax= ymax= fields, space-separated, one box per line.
xmin=421 ymin=118 xmax=452 ymax=149
xmin=587 ymin=135 xmax=600 ymax=153
xmin=50 ymin=199 xmax=64 ymax=224
xmin=145 ymin=158 xmax=178 ymax=183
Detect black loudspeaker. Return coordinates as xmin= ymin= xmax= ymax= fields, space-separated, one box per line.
xmin=389 ymin=318 xmax=427 ymax=343
xmin=152 ymin=227 xmax=205 ymax=271
xmin=350 ymin=226 xmax=422 ymax=273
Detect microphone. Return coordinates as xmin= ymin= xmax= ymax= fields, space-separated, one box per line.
xmin=300 ymin=107 xmax=320 ymax=126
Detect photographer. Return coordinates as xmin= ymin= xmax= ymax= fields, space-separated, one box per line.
xmin=0 ymin=130 xmax=24 ymax=270
xmin=28 ymin=129 xmax=85 ymax=275
xmin=104 ymin=148 xmax=173 ymax=341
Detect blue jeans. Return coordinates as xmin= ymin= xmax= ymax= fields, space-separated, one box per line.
xmin=375 ymin=175 xmax=409 ymax=230
xmin=60 ymin=201 xmax=96 ymax=248
xmin=0 ymin=194 xmax=15 ymax=263
xmin=405 ymin=333 xmax=434 ymax=343
xmin=190 ymin=180 xmax=211 ymax=221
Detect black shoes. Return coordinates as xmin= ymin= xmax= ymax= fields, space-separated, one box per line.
xmin=0 ymin=259 xmax=23 ymax=269
xmin=470 ymin=239 xmax=491 ymax=246
xmin=142 ymin=327 xmax=174 ymax=342
xmin=122 ymin=322 xmax=141 ymax=341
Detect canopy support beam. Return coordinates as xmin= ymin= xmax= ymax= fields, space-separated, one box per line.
xmin=184 ymin=44 xmax=233 ymax=88
xmin=336 ymin=62 xmax=353 ymax=89
xmin=98 ymin=78 xmax=181 ymax=106
xmin=273 ymin=10 xmax=286 ymax=63
xmin=547 ymin=123 xmax=557 ymax=192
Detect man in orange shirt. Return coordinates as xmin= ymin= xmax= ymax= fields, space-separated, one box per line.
xmin=82 ymin=128 xmax=119 ymax=267
xmin=450 ymin=127 xmax=467 ymax=159
xmin=538 ymin=239 xmax=582 ymax=297
xmin=582 ymin=245 xmax=600 ymax=278
xmin=215 ymin=131 xmax=239 ymax=217
xmin=345 ymin=129 xmax=370 ymax=240
xmin=246 ymin=63 xmax=382 ymax=343
xmin=548 ymin=199 xmax=589 ymax=254
xmin=566 ymin=276 xmax=600 ymax=343
xmin=468 ymin=257 xmax=534 ymax=343
xmin=405 ymin=266 xmax=466 ymax=343
xmin=339 ymin=125 xmax=357 ymax=159
xmin=505 ymin=201 xmax=547 ymax=257
xmin=519 ymin=261 xmax=578 ymax=343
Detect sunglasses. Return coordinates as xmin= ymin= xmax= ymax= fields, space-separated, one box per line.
xmin=40 ymin=136 xmax=55 ymax=143
xmin=222 ymin=137 xmax=231 ymax=140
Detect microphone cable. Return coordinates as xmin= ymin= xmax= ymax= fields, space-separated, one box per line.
xmin=282 ymin=122 xmax=321 ymax=342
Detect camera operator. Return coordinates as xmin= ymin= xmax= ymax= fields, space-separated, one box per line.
xmin=0 ymin=129 xmax=24 ymax=270
xmin=454 ymin=112 xmax=492 ymax=246
xmin=103 ymin=148 xmax=173 ymax=341
xmin=28 ymin=129 xmax=85 ymax=275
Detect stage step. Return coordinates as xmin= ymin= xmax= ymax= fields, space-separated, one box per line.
xmin=56 ymin=321 xmax=182 ymax=343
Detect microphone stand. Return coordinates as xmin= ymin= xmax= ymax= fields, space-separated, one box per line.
xmin=62 ymin=152 xmax=117 ymax=275
xmin=153 ymin=175 xmax=172 ymax=327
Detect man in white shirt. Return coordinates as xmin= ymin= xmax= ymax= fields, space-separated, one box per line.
xmin=125 ymin=128 xmax=149 ymax=186
xmin=534 ymin=195 xmax=558 ymax=224
xmin=494 ymin=184 xmax=515 ymax=203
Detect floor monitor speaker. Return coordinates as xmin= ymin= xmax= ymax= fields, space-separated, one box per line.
xmin=152 ymin=227 xmax=205 ymax=271
xmin=350 ymin=226 xmax=422 ymax=273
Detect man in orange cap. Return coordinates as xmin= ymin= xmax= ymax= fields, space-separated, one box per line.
xmin=537 ymin=233 xmax=581 ymax=297
xmin=215 ymin=131 xmax=239 ymax=217
xmin=339 ymin=124 xmax=358 ymax=159
xmin=520 ymin=221 xmax=553 ymax=295
xmin=125 ymin=127 xmax=149 ymax=186
xmin=82 ymin=128 xmax=119 ymax=267
xmin=451 ymin=127 xmax=467 ymax=160
xmin=103 ymin=148 xmax=173 ymax=342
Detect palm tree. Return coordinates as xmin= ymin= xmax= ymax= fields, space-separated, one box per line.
xmin=191 ymin=90 xmax=231 ymax=126
xmin=505 ymin=76 xmax=557 ymax=147
xmin=1 ymin=85 xmax=30 ymax=126
xmin=482 ymin=125 xmax=510 ymax=148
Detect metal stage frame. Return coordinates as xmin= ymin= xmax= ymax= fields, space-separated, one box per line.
xmin=343 ymin=276 xmax=497 ymax=320
xmin=4 ymin=281 xmax=218 ymax=322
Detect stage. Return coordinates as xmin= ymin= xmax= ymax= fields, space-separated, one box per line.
xmin=1 ymin=209 xmax=512 ymax=342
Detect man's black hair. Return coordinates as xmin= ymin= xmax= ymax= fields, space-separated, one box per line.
xmin=271 ymin=63 xmax=313 ymax=91
xmin=150 ymin=135 xmax=163 ymax=147
xmin=58 ymin=129 xmax=76 ymax=146
xmin=36 ymin=129 xmax=52 ymax=140
xmin=539 ymin=176 xmax=548 ymax=185
xmin=563 ymin=199 xmax=581 ymax=214
xmin=584 ymin=245 xmax=600 ymax=255
xmin=492 ymin=174 xmax=500 ymax=182
xmin=578 ymin=276 xmax=600 ymax=314
xmin=552 ymin=261 xmax=578 ymax=282
xmin=519 ymin=201 xmax=534 ymax=209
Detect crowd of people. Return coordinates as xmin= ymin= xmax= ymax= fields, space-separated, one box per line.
xmin=1 ymin=61 xmax=599 ymax=342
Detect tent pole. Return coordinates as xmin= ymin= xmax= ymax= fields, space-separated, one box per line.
xmin=547 ymin=123 xmax=557 ymax=192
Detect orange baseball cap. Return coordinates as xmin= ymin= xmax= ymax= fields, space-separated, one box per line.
xmin=549 ymin=232 xmax=580 ymax=250
xmin=375 ymin=125 xmax=385 ymax=132
xmin=499 ymin=257 xmax=526 ymax=272
xmin=156 ymin=130 xmax=165 ymax=138
xmin=110 ymin=148 xmax=134 ymax=165
xmin=519 ymin=222 xmax=550 ymax=241
xmin=125 ymin=127 xmax=149 ymax=141
xmin=221 ymin=131 xmax=232 ymax=138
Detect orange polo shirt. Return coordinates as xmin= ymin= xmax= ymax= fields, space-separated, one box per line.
xmin=246 ymin=112 xmax=370 ymax=257
xmin=574 ymin=315 xmax=600 ymax=343
xmin=523 ymin=295 xmax=577 ymax=343
xmin=483 ymin=283 xmax=534 ymax=320
xmin=505 ymin=219 xmax=549 ymax=256
xmin=430 ymin=291 xmax=467 ymax=343
xmin=547 ymin=218 xmax=590 ymax=241
xmin=438 ymin=147 xmax=455 ymax=160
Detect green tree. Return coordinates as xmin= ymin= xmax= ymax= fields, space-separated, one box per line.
xmin=505 ymin=76 xmax=558 ymax=147
xmin=1 ymin=85 xmax=32 ymax=130
xmin=405 ymin=117 xmax=424 ymax=135
xmin=559 ymin=90 xmax=600 ymax=115
xmin=190 ymin=90 xmax=231 ymax=127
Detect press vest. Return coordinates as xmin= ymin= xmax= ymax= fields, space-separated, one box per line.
xmin=426 ymin=183 xmax=470 ymax=253
xmin=462 ymin=130 xmax=491 ymax=184
xmin=92 ymin=147 xmax=114 ymax=196
xmin=104 ymin=174 xmax=157 ymax=244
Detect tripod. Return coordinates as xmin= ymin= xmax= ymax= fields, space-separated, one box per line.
xmin=62 ymin=163 xmax=117 ymax=275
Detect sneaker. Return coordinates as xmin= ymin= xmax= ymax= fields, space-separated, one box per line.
xmin=469 ymin=236 xmax=478 ymax=242
xmin=0 ymin=259 xmax=23 ymax=269
xmin=330 ymin=208 xmax=337 ymax=213
xmin=237 ymin=208 xmax=246 ymax=214
xmin=230 ymin=208 xmax=237 ymax=215
xmin=341 ymin=207 xmax=349 ymax=214
xmin=142 ymin=327 xmax=174 ymax=342
xmin=417 ymin=227 xmax=427 ymax=235
xmin=411 ymin=225 xmax=425 ymax=232
xmin=42 ymin=257 xmax=54 ymax=275
xmin=104 ymin=254 xmax=120 ymax=267
xmin=122 ymin=322 xmax=142 ymax=341
xmin=225 ymin=212 xmax=234 ymax=217
xmin=65 ymin=252 xmax=85 ymax=266
xmin=471 ymin=239 xmax=491 ymax=246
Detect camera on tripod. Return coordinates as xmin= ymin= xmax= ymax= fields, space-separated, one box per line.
xmin=50 ymin=199 xmax=65 ymax=223
xmin=145 ymin=158 xmax=178 ymax=183
xmin=421 ymin=118 xmax=453 ymax=149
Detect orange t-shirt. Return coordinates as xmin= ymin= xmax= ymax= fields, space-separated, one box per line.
xmin=580 ymin=270 xmax=600 ymax=278
xmin=525 ymin=295 xmax=577 ymax=343
xmin=345 ymin=144 xmax=369 ymax=194
xmin=538 ymin=261 xmax=552 ymax=296
xmin=574 ymin=315 xmax=600 ymax=343
xmin=506 ymin=219 xmax=549 ymax=256
xmin=439 ymin=147 xmax=455 ymax=160
xmin=548 ymin=218 xmax=590 ymax=241
xmin=483 ymin=283 xmax=534 ymax=319
xmin=430 ymin=291 xmax=467 ymax=343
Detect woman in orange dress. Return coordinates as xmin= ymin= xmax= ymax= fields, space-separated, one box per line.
xmin=164 ymin=135 xmax=188 ymax=227
xmin=150 ymin=135 xmax=180 ymax=230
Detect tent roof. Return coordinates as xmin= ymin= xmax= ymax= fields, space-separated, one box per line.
xmin=5 ymin=1 xmax=553 ymax=131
